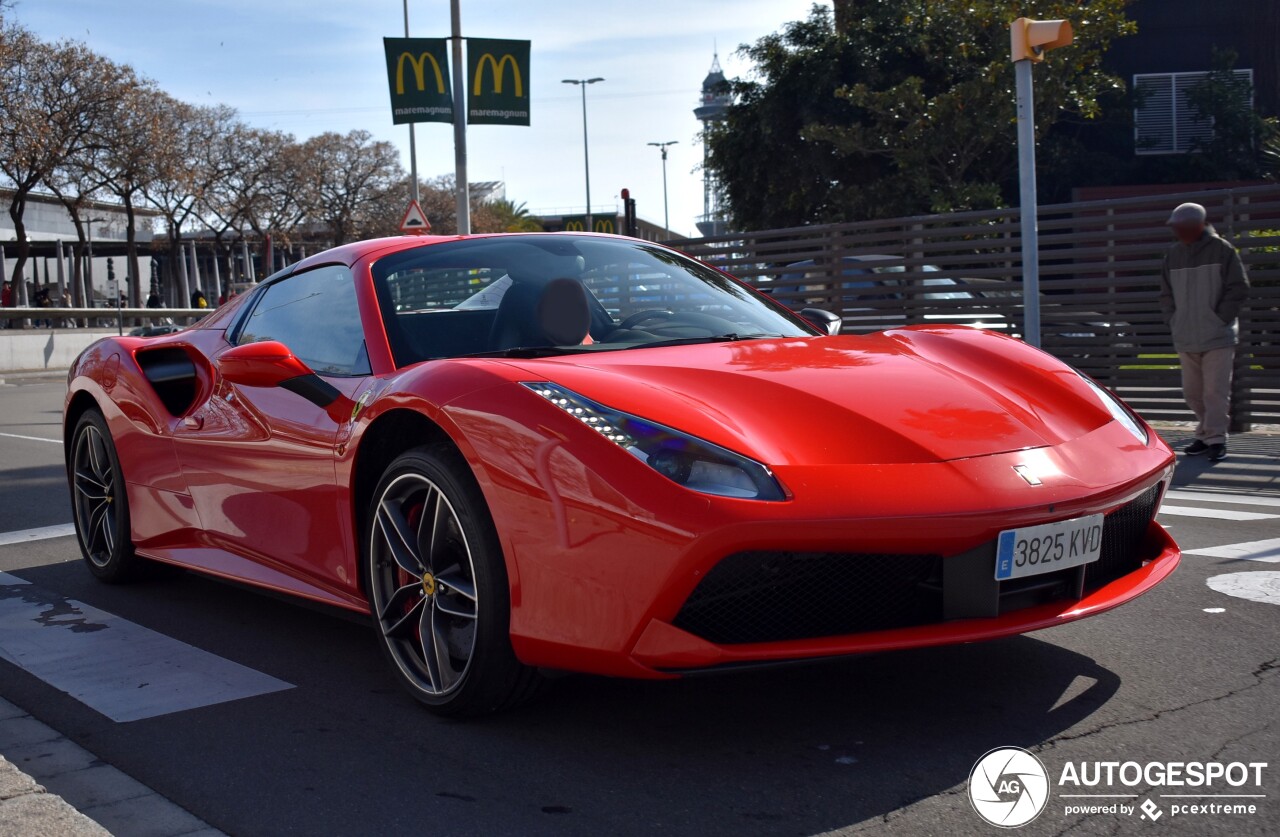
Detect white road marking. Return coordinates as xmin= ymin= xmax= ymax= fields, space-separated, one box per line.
xmin=1203 ymin=608 xmax=1225 ymax=613
xmin=1205 ymin=571 xmax=1280 ymax=607
xmin=1183 ymin=537 xmax=1280 ymax=563
xmin=0 ymin=571 xmax=293 ymax=722
xmin=1165 ymin=489 xmax=1280 ymax=509
xmin=1157 ymin=505 xmax=1278 ymax=521
xmin=0 ymin=431 xmax=60 ymax=445
xmin=0 ymin=524 xmax=77 ymax=547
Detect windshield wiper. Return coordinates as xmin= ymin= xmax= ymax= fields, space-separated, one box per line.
xmin=621 ymin=333 xmax=782 ymax=350
xmin=456 ymin=346 xmax=594 ymax=359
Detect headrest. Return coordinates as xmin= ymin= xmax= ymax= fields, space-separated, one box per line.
xmin=536 ymin=278 xmax=591 ymax=346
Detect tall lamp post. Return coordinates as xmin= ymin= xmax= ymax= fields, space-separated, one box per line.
xmin=562 ymin=77 xmax=604 ymax=229
xmin=1010 ymin=17 xmax=1072 ymax=348
xmin=647 ymin=141 xmax=677 ymax=238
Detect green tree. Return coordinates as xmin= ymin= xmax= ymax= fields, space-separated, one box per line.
xmin=488 ymin=198 xmax=543 ymax=232
xmin=1184 ymin=50 xmax=1278 ymax=181
xmin=707 ymin=1 xmax=1134 ymax=229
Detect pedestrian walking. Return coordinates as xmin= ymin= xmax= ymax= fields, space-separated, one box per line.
xmin=1158 ymin=202 xmax=1251 ymax=462
xmin=1 ymin=280 xmax=10 ymax=329
xmin=190 ymin=289 xmax=208 ymax=309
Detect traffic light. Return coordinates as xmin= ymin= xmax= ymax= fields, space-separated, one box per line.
xmin=1010 ymin=17 xmax=1073 ymax=62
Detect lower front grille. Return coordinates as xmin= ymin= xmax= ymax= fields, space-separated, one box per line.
xmin=673 ymin=484 xmax=1164 ymax=646
xmin=1086 ymin=484 xmax=1162 ymax=589
xmin=672 ymin=552 xmax=941 ymax=645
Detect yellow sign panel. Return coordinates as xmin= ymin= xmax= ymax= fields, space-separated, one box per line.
xmin=473 ymin=53 xmax=523 ymax=97
xmin=396 ymin=51 xmax=447 ymax=95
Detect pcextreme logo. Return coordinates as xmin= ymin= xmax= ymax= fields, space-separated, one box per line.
xmin=472 ymin=52 xmax=523 ymax=97
xmin=968 ymin=748 xmax=1269 ymax=827
xmin=396 ymin=50 xmax=447 ymax=95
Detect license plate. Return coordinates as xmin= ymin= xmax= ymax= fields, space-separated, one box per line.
xmin=994 ymin=514 xmax=1104 ymax=580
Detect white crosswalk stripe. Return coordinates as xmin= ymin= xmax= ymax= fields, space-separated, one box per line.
xmin=1157 ymin=505 xmax=1278 ymax=521
xmin=1164 ymin=489 xmax=1280 ymax=509
xmin=0 ymin=571 xmax=293 ymax=722
xmin=0 ymin=431 xmax=60 ymax=444
xmin=0 ymin=524 xmax=77 ymax=547
xmin=1184 ymin=537 xmax=1280 ymax=563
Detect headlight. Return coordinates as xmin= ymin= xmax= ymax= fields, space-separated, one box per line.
xmin=523 ymin=383 xmax=787 ymax=501
xmin=1078 ymin=374 xmax=1148 ymax=444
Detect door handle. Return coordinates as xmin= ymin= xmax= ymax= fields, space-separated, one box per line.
xmin=183 ymin=414 xmax=204 ymax=430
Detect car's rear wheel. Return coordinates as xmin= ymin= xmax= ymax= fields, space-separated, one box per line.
xmin=366 ymin=445 xmax=541 ymax=716
xmin=70 ymin=411 xmax=139 ymax=583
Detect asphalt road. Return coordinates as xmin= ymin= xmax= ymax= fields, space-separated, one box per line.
xmin=0 ymin=379 xmax=1276 ymax=836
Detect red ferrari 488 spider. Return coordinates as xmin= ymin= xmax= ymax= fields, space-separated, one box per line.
xmin=64 ymin=233 xmax=1179 ymax=715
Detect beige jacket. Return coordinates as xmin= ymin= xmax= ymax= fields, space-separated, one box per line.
xmin=1158 ymin=229 xmax=1250 ymax=353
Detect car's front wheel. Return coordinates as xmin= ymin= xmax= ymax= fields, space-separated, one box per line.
xmin=70 ymin=410 xmax=140 ymax=582
xmin=366 ymin=445 xmax=541 ymax=716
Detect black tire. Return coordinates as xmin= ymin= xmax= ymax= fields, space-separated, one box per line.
xmin=365 ymin=444 xmax=542 ymax=716
xmin=69 ymin=410 xmax=140 ymax=583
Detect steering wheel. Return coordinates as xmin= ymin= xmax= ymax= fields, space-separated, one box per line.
xmin=619 ymin=309 xmax=675 ymax=330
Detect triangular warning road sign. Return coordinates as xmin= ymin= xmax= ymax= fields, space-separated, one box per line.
xmin=399 ymin=200 xmax=432 ymax=234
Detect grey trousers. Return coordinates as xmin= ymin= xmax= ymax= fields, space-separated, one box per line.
xmin=1178 ymin=346 xmax=1235 ymax=445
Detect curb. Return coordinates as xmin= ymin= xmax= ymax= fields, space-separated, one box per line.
xmin=0 ymin=698 xmax=225 ymax=837
xmin=0 ymin=755 xmax=109 ymax=837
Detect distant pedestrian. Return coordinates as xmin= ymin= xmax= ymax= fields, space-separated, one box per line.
xmin=190 ymin=289 xmax=208 ymax=309
xmin=34 ymin=286 xmax=51 ymax=328
xmin=1158 ymin=202 xmax=1251 ymax=462
xmin=1 ymin=280 xmax=10 ymax=329
xmin=146 ymin=290 xmax=162 ymax=308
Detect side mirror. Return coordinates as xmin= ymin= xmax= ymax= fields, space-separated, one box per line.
xmin=217 ymin=341 xmax=342 ymax=410
xmin=799 ymin=307 xmax=842 ymax=336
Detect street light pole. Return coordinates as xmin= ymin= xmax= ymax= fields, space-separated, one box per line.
xmin=563 ymin=78 xmax=604 ymax=229
xmin=1010 ymin=17 xmax=1072 ymax=349
xmin=647 ymin=141 xmax=677 ymax=238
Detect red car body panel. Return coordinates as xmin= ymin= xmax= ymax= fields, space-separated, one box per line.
xmin=64 ymin=234 xmax=1179 ymax=680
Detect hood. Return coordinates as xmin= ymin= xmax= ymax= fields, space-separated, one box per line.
xmin=505 ymin=330 xmax=1114 ymax=466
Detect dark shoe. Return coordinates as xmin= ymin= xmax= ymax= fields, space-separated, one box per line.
xmin=1184 ymin=440 xmax=1209 ymax=456
xmin=1208 ymin=444 xmax=1227 ymax=462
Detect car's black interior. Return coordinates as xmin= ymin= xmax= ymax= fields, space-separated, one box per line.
xmin=372 ymin=236 xmax=814 ymax=367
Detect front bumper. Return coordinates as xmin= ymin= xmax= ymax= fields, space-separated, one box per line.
xmin=630 ymin=517 xmax=1178 ymax=673
xmin=450 ymin=387 xmax=1179 ymax=679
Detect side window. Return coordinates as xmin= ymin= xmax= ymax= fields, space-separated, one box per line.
xmin=237 ymin=265 xmax=370 ymax=376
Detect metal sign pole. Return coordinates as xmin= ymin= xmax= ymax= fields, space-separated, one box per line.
xmin=1014 ymin=57 xmax=1041 ymax=348
xmin=450 ymin=0 xmax=470 ymax=234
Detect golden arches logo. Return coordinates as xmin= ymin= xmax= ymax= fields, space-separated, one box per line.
xmin=396 ymin=51 xmax=447 ymax=95
xmin=473 ymin=53 xmax=523 ymax=96
xmin=593 ymin=219 xmax=615 ymax=233
xmin=564 ymin=220 xmax=586 ymax=232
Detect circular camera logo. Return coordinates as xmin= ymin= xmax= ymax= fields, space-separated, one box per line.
xmin=968 ymin=747 xmax=1050 ymax=828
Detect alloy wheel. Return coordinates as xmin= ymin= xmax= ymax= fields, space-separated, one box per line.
xmin=369 ymin=472 xmax=479 ymax=696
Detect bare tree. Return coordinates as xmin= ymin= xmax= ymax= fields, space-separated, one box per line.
xmin=44 ymin=147 xmax=107 ymax=308
xmin=299 ymin=129 xmax=403 ymax=246
xmin=95 ymin=76 xmax=164 ymax=307
xmin=0 ymin=26 xmax=129 ymax=305
xmin=146 ymin=100 xmax=239 ymax=303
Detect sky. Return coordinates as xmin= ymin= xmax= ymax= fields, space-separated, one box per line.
xmin=13 ymin=0 xmax=825 ymax=237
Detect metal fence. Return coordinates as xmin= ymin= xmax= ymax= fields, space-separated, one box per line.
xmin=672 ymin=184 xmax=1280 ymax=429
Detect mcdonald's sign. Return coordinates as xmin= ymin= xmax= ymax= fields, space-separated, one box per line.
xmin=562 ymin=216 xmax=618 ymax=234
xmin=383 ymin=37 xmax=453 ymax=125
xmin=467 ymin=38 xmax=530 ymax=126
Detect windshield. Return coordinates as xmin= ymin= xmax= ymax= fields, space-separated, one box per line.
xmin=371 ymin=235 xmax=816 ymax=366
